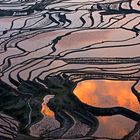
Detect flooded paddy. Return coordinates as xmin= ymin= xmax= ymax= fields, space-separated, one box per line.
xmin=0 ymin=0 xmax=140 ymax=139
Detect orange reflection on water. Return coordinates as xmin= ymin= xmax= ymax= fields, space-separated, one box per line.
xmin=74 ymin=80 xmax=139 ymax=111
xmin=74 ymin=80 xmax=98 ymax=105
xmin=74 ymin=80 xmax=140 ymax=138
xmin=41 ymin=80 xmax=140 ymax=138
xmin=41 ymin=102 xmax=54 ymax=117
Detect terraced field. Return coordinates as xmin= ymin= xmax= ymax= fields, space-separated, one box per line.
xmin=0 ymin=0 xmax=140 ymax=139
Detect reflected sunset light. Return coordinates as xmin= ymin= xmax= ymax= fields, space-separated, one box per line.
xmin=41 ymin=80 xmax=140 ymax=138
xmin=74 ymin=80 xmax=140 ymax=138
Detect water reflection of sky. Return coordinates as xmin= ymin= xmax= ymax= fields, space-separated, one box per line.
xmin=42 ymin=80 xmax=140 ymax=138
xmin=74 ymin=80 xmax=140 ymax=138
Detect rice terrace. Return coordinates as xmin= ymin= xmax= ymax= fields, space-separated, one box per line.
xmin=0 ymin=0 xmax=140 ymax=139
